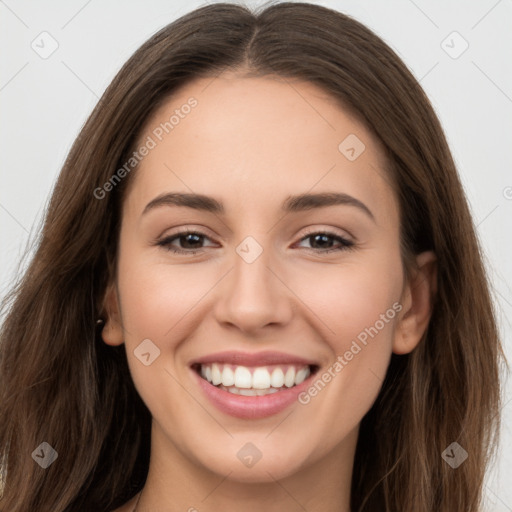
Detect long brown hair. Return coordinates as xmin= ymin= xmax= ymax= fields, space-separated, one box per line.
xmin=0 ymin=3 xmax=503 ymax=511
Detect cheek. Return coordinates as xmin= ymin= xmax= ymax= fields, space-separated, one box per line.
xmin=327 ymin=268 xmax=400 ymax=355
xmin=291 ymin=250 xmax=403 ymax=351
xmin=291 ymin=251 xmax=403 ymax=415
xmin=115 ymin=252 xmax=221 ymax=416
xmin=117 ymin=249 xmax=216 ymax=338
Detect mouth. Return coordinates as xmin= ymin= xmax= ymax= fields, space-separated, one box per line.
xmin=189 ymin=351 xmax=320 ymax=419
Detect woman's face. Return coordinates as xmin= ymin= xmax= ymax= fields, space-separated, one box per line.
xmin=104 ymin=72 xmax=417 ymax=483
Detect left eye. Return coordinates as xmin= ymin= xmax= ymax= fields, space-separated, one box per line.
xmin=157 ymin=230 xmax=354 ymax=255
xmin=296 ymin=232 xmax=354 ymax=253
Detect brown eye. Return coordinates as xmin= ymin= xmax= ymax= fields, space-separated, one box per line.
xmin=296 ymin=231 xmax=354 ymax=254
xmin=177 ymin=233 xmax=204 ymax=249
xmin=157 ymin=230 xmax=216 ymax=254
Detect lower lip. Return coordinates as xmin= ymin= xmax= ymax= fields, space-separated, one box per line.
xmin=191 ymin=367 xmax=315 ymax=419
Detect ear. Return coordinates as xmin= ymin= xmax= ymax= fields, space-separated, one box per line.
xmin=100 ymin=282 xmax=124 ymax=346
xmin=393 ymin=251 xmax=437 ymax=355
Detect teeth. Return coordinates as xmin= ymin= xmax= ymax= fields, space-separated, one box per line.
xmin=239 ymin=388 xmax=258 ymax=396
xmin=270 ymin=368 xmax=285 ymax=388
xmin=284 ymin=367 xmax=295 ymax=387
xmin=294 ymin=367 xmax=309 ymax=385
xmin=211 ymin=363 xmax=222 ymax=385
xmin=252 ymin=368 xmax=271 ymax=389
xmin=234 ymin=366 xmax=252 ymax=388
xmin=198 ymin=363 xmax=311 ymax=391
xmin=221 ymin=366 xmax=235 ymax=386
xmin=219 ymin=384 xmax=281 ymax=396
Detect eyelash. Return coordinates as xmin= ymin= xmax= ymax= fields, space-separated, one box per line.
xmin=156 ymin=228 xmax=355 ymax=256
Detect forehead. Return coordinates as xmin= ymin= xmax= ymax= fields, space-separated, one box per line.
xmin=125 ymin=72 xmax=397 ymax=224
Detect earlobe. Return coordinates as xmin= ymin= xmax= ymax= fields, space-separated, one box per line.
xmin=100 ymin=283 xmax=125 ymax=346
xmin=393 ymin=251 xmax=437 ymax=355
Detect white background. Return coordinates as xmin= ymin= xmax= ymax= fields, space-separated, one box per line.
xmin=1 ymin=0 xmax=511 ymax=509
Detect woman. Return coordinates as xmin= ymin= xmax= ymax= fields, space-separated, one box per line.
xmin=0 ymin=2 xmax=503 ymax=511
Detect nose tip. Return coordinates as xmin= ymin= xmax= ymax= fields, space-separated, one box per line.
xmin=213 ymin=248 xmax=293 ymax=334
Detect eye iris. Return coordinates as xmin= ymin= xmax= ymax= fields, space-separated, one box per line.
xmin=310 ymin=234 xmax=333 ymax=249
xmin=181 ymin=233 xmax=202 ymax=249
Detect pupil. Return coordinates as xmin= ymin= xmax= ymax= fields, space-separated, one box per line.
xmin=182 ymin=233 xmax=202 ymax=248
xmin=312 ymin=234 xmax=332 ymax=248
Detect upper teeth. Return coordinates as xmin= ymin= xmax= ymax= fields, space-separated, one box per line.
xmin=200 ymin=363 xmax=311 ymax=389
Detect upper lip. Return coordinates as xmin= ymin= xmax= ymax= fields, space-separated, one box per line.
xmin=190 ymin=350 xmax=318 ymax=368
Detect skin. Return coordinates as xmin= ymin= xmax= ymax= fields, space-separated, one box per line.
xmin=104 ymin=72 xmax=436 ymax=512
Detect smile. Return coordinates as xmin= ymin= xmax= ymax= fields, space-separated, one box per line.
xmin=190 ymin=351 xmax=320 ymax=419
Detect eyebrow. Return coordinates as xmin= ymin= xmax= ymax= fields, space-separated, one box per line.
xmin=142 ymin=191 xmax=374 ymax=220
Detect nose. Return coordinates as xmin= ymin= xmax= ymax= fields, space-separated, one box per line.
xmin=213 ymin=243 xmax=294 ymax=335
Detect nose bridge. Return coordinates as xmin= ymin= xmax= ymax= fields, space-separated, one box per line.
xmin=213 ymin=234 xmax=293 ymax=332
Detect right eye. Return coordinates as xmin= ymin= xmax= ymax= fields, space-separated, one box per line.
xmin=157 ymin=229 xmax=217 ymax=255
